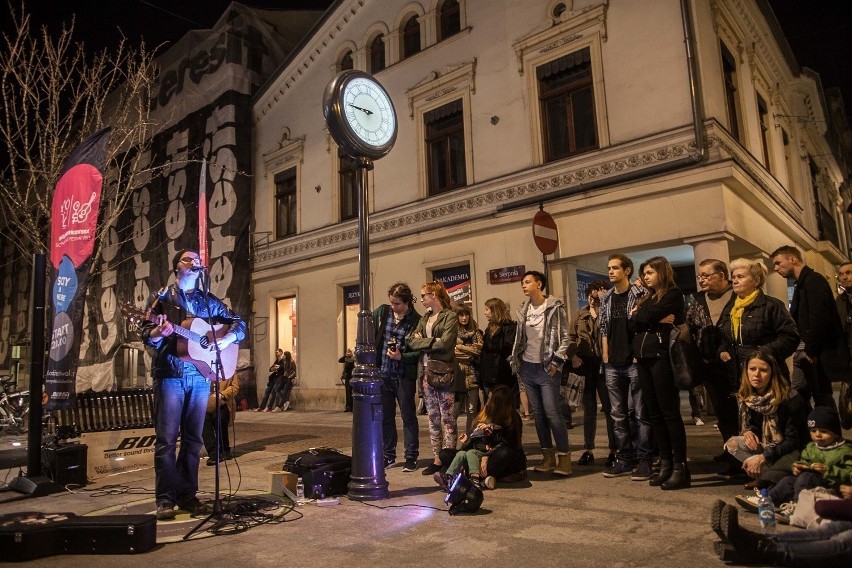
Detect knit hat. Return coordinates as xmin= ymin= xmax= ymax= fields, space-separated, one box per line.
xmin=807 ymin=406 xmax=842 ymax=436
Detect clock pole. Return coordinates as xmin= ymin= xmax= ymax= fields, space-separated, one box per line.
xmin=348 ymin=154 xmax=390 ymax=500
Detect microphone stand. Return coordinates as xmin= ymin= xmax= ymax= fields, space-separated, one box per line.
xmin=184 ymin=268 xmax=231 ymax=539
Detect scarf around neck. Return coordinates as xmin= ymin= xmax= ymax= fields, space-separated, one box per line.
xmin=740 ymin=390 xmax=782 ymax=448
xmin=731 ymin=289 xmax=759 ymax=341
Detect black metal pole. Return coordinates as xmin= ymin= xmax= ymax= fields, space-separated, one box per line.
xmin=27 ymin=253 xmax=46 ymax=475
xmin=10 ymin=253 xmax=60 ymax=496
xmin=347 ymin=156 xmax=389 ymax=500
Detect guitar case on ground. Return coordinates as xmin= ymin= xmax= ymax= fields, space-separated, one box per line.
xmin=0 ymin=512 xmax=157 ymax=561
xmin=283 ymin=447 xmax=352 ymax=499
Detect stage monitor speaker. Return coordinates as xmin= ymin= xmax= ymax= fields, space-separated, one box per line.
xmin=43 ymin=444 xmax=88 ymax=487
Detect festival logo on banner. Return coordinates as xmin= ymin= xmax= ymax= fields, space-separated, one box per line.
xmin=45 ymin=128 xmax=110 ymax=410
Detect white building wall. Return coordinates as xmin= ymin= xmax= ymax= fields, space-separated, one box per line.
xmin=251 ymin=0 xmax=849 ymax=408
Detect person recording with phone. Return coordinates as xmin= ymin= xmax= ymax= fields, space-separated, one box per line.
xmin=142 ymin=249 xmax=246 ymax=521
xmin=374 ymin=283 xmax=421 ymax=472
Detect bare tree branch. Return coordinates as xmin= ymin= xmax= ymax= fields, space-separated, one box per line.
xmin=0 ymin=2 xmax=162 ymax=275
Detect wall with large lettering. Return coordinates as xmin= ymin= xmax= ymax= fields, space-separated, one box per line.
xmin=0 ymin=3 xmax=315 ymax=388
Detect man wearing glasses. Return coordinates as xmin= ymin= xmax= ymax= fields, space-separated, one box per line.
xmin=685 ymin=259 xmax=739 ymax=478
xmin=142 ymin=249 xmax=246 ymax=520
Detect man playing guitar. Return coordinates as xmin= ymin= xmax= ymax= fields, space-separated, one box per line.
xmin=141 ymin=249 xmax=246 ymax=521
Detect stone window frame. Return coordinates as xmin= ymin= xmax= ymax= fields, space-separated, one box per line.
xmin=513 ymin=4 xmax=610 ymax=166
xmin=262 ymin=136 xmax=304 ymax=239
xmin=406 ymin=60 xmax=476 ymax=199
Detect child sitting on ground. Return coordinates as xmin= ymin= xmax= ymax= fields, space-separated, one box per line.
xmin=739 ymin=406 xmax=852 ymax=521
xmin=434 ymin=387 xmax=515 ymax=490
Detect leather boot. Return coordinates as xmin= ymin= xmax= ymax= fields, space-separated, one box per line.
xmin=534 ymin=448 xmax=556 ymax=472
xmin=649 ymin=458 xmax=673 ymax=486
xmin=553 ymin=452 xmax=572 ymax=476
xmin=661 ymin=462 xmax=691 ymax=490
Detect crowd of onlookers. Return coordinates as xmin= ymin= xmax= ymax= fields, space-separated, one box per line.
xmin=357 ymin=244 xmax=850 ymax=565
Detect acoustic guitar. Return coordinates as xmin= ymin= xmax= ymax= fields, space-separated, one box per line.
xmin=122 ymin=304 xmax=238 ymax=380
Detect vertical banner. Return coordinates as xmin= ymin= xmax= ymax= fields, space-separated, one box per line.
xmin=198 ymin=157 xmax=209 ymax=267
xmin=45 ymin=127 xmax=110 ymax=410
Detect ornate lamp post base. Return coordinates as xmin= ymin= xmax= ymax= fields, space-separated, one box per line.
xmin=347 ymin=373 xmax=389 ymax=500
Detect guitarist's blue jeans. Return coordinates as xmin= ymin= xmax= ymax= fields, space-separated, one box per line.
xmin=153 ymin=367 xmax=208 ymax=507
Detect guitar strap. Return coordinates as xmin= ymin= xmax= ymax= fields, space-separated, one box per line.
xmin=159 ymin=285 xmax=188 ymax=325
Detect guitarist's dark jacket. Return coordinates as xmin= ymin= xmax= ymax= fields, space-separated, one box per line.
xmin=142 ymin=284 xmax=247 ymax=380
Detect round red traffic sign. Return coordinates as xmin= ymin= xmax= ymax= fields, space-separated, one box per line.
xmin=532 ymin=211 xmax=558 ymax=255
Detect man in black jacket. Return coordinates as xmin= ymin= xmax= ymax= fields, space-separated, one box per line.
xmin=772 ymin=245 xmax=848 ymax=409
xmin=686 ymin=259 xmax=740 ymax=477
xmin=142 ymin=250 xmax=246 ymax=520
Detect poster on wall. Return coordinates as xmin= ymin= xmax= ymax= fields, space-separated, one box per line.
xmin=576 ymin=269 xmax=608 ymax=309
xmin=433 ymin=265 xmax=471 ymax=306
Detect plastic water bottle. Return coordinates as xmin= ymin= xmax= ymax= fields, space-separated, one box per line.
xmin=757 ymin=488 xmax=777 ymax=535
xmin=296 ymin=477 xmax=304 ymax=499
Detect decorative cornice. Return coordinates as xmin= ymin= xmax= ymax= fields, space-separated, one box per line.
xmin=255 ymin=125 xmax=700 ymax=269
xmin=407 ymin=60 xmax=476 ymax=118
xmin=256 ymin=0 xmax=368 ymax=121
xmin=512 ymin=4 xmax=606 ymax=75
xmin=262 ymin=136 xmax=305 ymax=178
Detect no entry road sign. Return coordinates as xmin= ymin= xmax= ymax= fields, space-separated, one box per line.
xmin=532 ymin=210 xmax=558 ymax=255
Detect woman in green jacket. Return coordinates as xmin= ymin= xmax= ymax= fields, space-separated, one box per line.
xmin=408 ymin=281 xmax=458 ymax=475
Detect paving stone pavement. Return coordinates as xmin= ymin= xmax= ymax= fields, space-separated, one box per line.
xmin=0 ymin=401 xmax=788 ymax=567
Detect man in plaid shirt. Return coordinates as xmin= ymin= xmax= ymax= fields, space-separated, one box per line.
xmin=599 ymin=253 xmax=652 ymax=480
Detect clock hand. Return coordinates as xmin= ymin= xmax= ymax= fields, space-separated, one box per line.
xmin=348 ymin=103 xmax=373 ymax=116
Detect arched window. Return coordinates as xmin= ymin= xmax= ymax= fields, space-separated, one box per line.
xmin=369 ymin=34 xmax=386 ymax=73
xmin=438 ymin=0 xmax=461 ymax=41
xmin=340 ymin=50 xmax=353 ymax=71
xmin=402 ymin=15 xmax=421 ymax=58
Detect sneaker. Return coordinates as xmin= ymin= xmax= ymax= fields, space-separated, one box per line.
xmin=481 ymin=476 xmax=496 ymax=490
xmin=178 ymin=497 xmax=212 ymax=517
xmin=734 ymin=492 xmax=760 ymax=514
xmin=776 ymin=502 xmax=795 ymax=525
xmin=694 ymin=417 xmax=705 ymax=426
xmin=156 ymin=502 xmax=176 ymax=521
xmin=271 ymin=407 xmax=282 ymax=413
xmin=402 ymin=459 xmax=418 ymax=472
xmin=422 ymin=462 xmax=441 ymax=475
xmin=206 ymin=455 xmax=224 ymax=466
xmin=384 ymin=457 xmax=395 ymax=469
xmin=630 ymin=460 xmax=653 ymax=481
xmin=602 ymin=461 xmax=634 ymax=478
xmin=282 ymin=401 xmax=291 ymax=411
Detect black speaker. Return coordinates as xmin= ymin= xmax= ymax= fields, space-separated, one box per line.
xmin=43 ymin=444 xmax=88 ymax=487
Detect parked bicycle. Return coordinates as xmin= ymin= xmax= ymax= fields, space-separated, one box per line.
xmin=0 ymin=375 xmax=29 ymax=435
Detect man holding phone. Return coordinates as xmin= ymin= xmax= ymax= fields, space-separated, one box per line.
xmin=373 ymin=282 xmax=421 ymax=471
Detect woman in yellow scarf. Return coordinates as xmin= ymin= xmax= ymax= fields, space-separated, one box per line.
xmin=717 ymin=258 xmax=799 ymax=384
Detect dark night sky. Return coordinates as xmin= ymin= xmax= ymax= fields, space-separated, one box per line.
xmin=3 ymin=1 xmax=851 ymax=122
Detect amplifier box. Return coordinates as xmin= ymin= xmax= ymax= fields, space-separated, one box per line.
xmin=43 ymin=444 xmax=88 ymax=487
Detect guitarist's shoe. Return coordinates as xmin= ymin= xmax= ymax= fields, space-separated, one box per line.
xmin=179 ymin=497 xmax=212 ymax=517
xmin=156 ymin=502 xmax=176 ymax=521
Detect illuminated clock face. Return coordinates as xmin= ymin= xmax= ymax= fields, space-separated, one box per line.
xmin=342 ymin=77 xmax=396 ymax=149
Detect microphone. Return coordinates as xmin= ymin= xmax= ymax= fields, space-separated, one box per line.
xmin=189 ymin=266 xmax=207 ymax=273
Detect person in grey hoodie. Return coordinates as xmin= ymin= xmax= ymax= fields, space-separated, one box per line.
xmin=510 ymin=270 xmax=572 ymax=477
